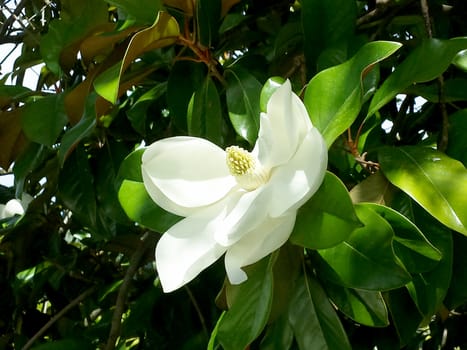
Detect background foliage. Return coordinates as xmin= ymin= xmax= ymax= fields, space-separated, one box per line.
xmin=1 ymin=0 xmax=467 ymax=349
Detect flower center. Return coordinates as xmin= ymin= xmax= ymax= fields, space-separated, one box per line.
xmin=225 ymin=146 xmax=269 ymax=190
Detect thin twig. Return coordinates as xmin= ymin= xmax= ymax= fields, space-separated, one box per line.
xmin=21 ymin=286 xmax=97 ymax=350
xmin=104 ymin=233 xmax=151 ymax=350
xmin=0 ymin=0 xmax=29 ymax=37
xmin=184 ymin=286 xmax=209 ymax=338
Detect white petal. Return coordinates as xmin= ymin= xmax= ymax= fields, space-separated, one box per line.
xmin=142 ymin=136 xmax=236 ymax=217
xmin=224 ymin=211 xmax=296 ymax=284
xmin=254 ymin=80 xmax=312 ymax=169
xmin=214 ymin=187 xmax=272 ymax=246
xmin=155 ymin=202 xmax=229 ymax=293
xmin=3 ymin=199 xmax=24 ymax=217
xmin=268 ymin=127 xmax=327 ymax=218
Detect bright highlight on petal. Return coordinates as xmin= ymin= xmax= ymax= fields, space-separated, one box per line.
xmin=142 ymin=79 xmax=328 ymax=292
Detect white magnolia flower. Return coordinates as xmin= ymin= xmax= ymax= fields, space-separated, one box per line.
xmin=0 ymin=194 xmax=32 ymax=220
xmin=142 ymin=80 xmax=327 ymax=292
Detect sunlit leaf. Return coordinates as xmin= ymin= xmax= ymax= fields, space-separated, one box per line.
xmin=94 ymin=11 xmax=179 ymax=103
xmin=323 ymin=280 xmax=389 ymax=327
xmin=304 ymin=41 xmax=402 ymax=147
xmin=350 ymin=171 xmax=395 ymax=205
xmin=379 ymin=146 xmax=467 ymax=236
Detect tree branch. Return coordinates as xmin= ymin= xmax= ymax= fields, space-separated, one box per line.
xmin=104 ymin=232 xmax=152 ymax=350
xmin=21 ymin=286 xmax=97 ymax=350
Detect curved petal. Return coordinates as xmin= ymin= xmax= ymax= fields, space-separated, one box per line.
xmin=155 ymin=201 xmax=229 ymax=292
xmin=254 ymin=80 xmax=312 ymax=169
xmin=224 ymin=211 xmax=296 ymax=284
xmin=3 ymin=199 xmax=25 ymax=217
xmin=268 ymin=127 xmax=327 ymax=218
xmin=142 ymin=136 xmax=236 ymax=217
xmin=214 ymin=186 xmax=273 ymax=247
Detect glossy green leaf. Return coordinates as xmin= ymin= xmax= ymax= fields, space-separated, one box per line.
xmin=317 ymin=204 xmax=411 ymax=290
xmin=304 ymin=41 xmax=402 ymax=147
xmin=260 ymin=313 xmax=294 ymax=350
xmin=218 ymin=255 xmax=275 ymax=350
xmin=127 ymin=82 xmax=166 ymax=135
xmin=301 ymin=0 xmax=356 ymax=74
xmin=365 ymin=203 xmax=441 ymax=273
xmin=225 ymin=68 xmax=262 ymax=144
xmin=385 ymin=287 xmax=423 ymax=344
xmin=187 ymin=76 xmax=223 ymax=145
xmin=21 ymin=94 xmax=68 ymax=147
xmin=106 ymin=0 xmax=162 ymax=25
xmin=196 ymin=0 xmax=221 ymax=47
xmin=323 ymin=280 xmax=389 ymax=327
xmin=405 ymin=78 xmax=467 ymax=103
xmin=58 ymin=93 xmax=97 ymax=166
xmin=117 ymin=155 xmax=182 ymax=233
xmin=167 ymin=61 xmax=206 ymax=131
xmin=94 ymin=11 xmax=179 ymax=103
xmin=290 ymin=171 xmax=362 ymax=249
xmin=288 ymin=274 xmax=351 ymax=350
xmin=118 ymin=180 xmax=182 ymax=232
xmin=368 ymin=38 xmax=467 ymax=116
xmin=40 ymin=0 xmax=109 ymax=75
xmin=379 ymin=146 xmax=467 ymax=236
xmin=453 ymin=48 xmax=467 ymax=72
xmin=58 ymin=146 xmax=97 ymax=235
xmin=406 ymin=204 xmax=453 ymax=321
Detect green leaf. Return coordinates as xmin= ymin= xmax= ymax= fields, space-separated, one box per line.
xmin=317 ymin=204 xmax=411 ymax=290
xmin=225 ymin=68 xmax=262 ymax=144
xmin=167 ymin=60 xmax=206 ymax=131
xmin=106 ymin=0 xmax=163 ymax=25
xmin=21 ymin=94 xmax=68 ymax=147
xmin=304 ymin=41 xmax=402 ymax=147
xmin=94 ymin=11 xmax=179 ymax=103
xmin=288 ymin=274 xmax=351 ymax=350
xmin=365 ymin=203 xmax=442 ymax=273
xmin=323 ymin=280 xmax=389 ymax=327
xmin=405 ymin=78 xmax=467 ymax=103
xmin=379 ymin=146 xmax=467 ymax=236
xmin=40 ymin=0 xmax=109 ymax=75
xmin=187 ymin=76 xmax=223 ymax=145
xmin=301 ymin=0 xmax=357 ymax=74
xmin=260 ymin=313 xmax=294 ymax=350
xmin=196 ymin=0 xmax=221 ymax=47
xmin=58 ymin=93 xmax=97 ymax=166
xmin=384 ymin=287 xmax=423 ymax=345
xmin=368 ymin=38 xmax=467 ymax=116
xmin=446 ymin=109 xmax=467 ymax=166
xmin=118 ymin=180 xmax=181 ymax=233
xmin=406 ymin=204 xmax=453 ymax=321
xmin=350 ymin=171 xmax=395 ymax=205
xmin=218 ymin=255 xmax=276 ymax=350
xmin=290 ymin=171 xmax=362 ymax=249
